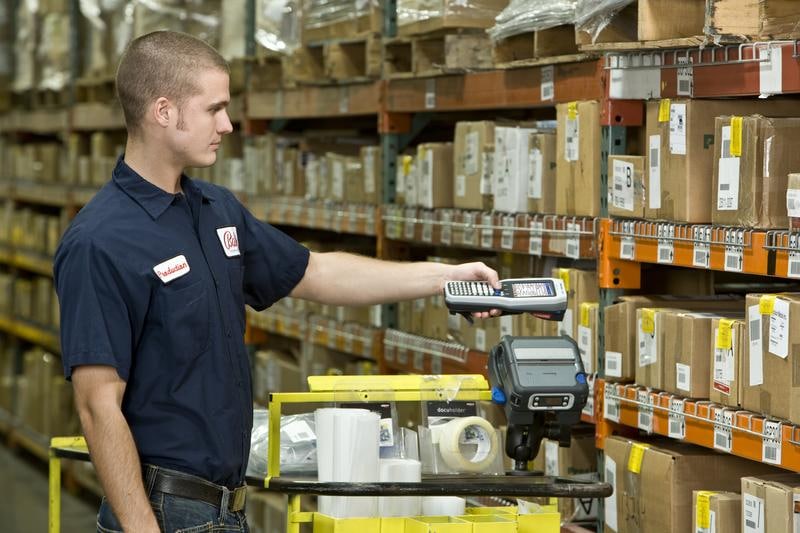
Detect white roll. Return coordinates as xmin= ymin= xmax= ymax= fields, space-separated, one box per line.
xmin=378 ymin=458 xmax=422 ymax=517
xmin=421 ymin=496 xmax=466 ymax=517
xmin=436 ymin=416 xmax=499 ymax=473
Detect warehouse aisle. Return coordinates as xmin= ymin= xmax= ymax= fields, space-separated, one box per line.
xmin=0 ymin=444 xmax=98 ymax=532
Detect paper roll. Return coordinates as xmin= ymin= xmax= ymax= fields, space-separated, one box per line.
xmin=422 ymin=496 xmax=466 ymax=517
xmin=437 ymin=416 xmax=499 ymax=473
xmin=378 ymin=458 xmax=422 ymax=517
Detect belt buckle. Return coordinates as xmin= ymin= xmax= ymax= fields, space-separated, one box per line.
xmin=229 ymin=485 xmax=247 ymax=512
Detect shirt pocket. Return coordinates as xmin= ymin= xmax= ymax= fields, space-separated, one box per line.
xmin=158 ymin=278 xmax=211 ymax=360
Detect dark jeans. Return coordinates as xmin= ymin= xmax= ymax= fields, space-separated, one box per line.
xmin=96 ymin=467 xmax=249 ymax=533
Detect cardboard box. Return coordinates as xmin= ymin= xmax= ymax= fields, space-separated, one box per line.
xmin=494 ymin=125 xmax=536 ymax=213
xmin=710 ymin=317 xmax=746 ymax=409
xmin=396 ymin=154 xmax=415 ymax=206
xmin=453 ymin=121 xmax=494 ymax=211
xmin=537 ymin=433 xmax=598 ymax=521
xmin=663 ymin=312 xmax=743 ymax=398
xmin=608 ymin=155 xmax=645 ymax=218
xmin=417 ymin=143 xmax=453 ymax=209
xmin=691 ymin=491 xmax=741 ymax=533
xmin=741 ymin=474 xmax=800 ymax=533
xmin=603 ymin=436 xmax=782 ymax=533
xmin=644 ymin=99 xmax=799 ymax=223
xmin=461 ymin=318 xmax=501 ymax=352
xmin=789 ymin=173 xmax=800 ymax=232
xmin=253 ymin=350 xmax=302 ymax=405
xmin=635 ymin=308 xmax=680 ymax=391
xmin=556 ymin=101 xmax=600 ymax=216
xmin=527 ymin=132 xmax=557 ymax=214
xmin=360 ymin=146 xmax=382 ymax=205
xmin=327 ymin=153 xmax=363 ymax=203
xmin=637 ymin=0 xmax=705 ymax=41
xmin=577 ymin=302 xmax=599 ymax=375
xmin=552 ymin=268 xmax=599 ymax=343
xmin=705 ymin=0 xmax=800 ymax=41
xmin=713 ymin=115 xmax=800 ymax=229
xmin=742 ymin=293 xmax=800 ymax=422
xmin=605 ymin=295 xmax=744 ymax=382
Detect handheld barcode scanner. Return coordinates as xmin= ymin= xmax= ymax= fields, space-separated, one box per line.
xmin=443 ymin=277 xmax=588 ymax=474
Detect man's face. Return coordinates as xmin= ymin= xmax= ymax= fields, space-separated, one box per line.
xmin=168 ymin=68 xmax=233 ymax=168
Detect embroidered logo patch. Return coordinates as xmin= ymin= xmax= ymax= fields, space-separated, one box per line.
xmin=153 ymin=255 xmax=190 ymax=284
xmin=216 ymin=226 xmax=240 ymax=257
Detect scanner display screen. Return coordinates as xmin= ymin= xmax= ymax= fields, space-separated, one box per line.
xmin=511 ymin=281 xmax=554 ymax=297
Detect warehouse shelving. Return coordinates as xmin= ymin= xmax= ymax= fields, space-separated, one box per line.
xmin=0 ymin=244 xmax=53 ymax=277
xmin=248 ymin=197 xmax=378 ymax=236
xmin=246 ymin=81 xmax=382 ymax=120
xmin=0 ymin=314 xmax=60 ymax=354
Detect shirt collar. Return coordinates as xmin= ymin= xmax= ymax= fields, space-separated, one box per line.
xmin=112 ymin=156 xmax=215 ymax=220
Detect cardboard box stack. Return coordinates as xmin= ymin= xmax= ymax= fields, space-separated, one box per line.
xmin=527 ymin=131 xmax=557 ymax=215
xmin=494 ymin=124 xmax=536 ymax=214
xmin=453 ymin=121 xmax=495 ymax=211
xmin=556 ymin=101 xmax=600 ymax=216
xmin=691 ymin=491 xmax=741 ymax=533
xmin=604 ymin=436 xmax=780 ymax=533
xmin=741 ymin=474 xmax=800 ymax=533
xmin=712 ymin=115 xmax=800 ymax=229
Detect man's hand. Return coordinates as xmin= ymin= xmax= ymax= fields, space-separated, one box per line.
xmin=445 ymin=261 xmax=502 ymax=319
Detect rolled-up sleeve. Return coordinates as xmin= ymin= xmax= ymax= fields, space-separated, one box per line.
xmin=236 ymin=197 xmax=310 ymax=311
xmin=54 ymin=230 xmax=145 ymax=381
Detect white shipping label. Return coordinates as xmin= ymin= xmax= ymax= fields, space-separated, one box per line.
xmin=649 ymin=135 xmax=662 ymax=209
xmin=501 ymin=215 xmax=514 ymax=250
xmin=395 ymin=163 xmax=406 ymax=198
xmin=463 ymin=212 xmax=477 ymax=246
xmin=676 ymin=363 xmax=691 ymax=392
xmin=762 ymin=420 xmax=782 ymax=465
xmin=566 ymin=222 xmax=581 ymax=260
xmin=604 ymin=383 xmax=620 ymax=422
xmin=565 ymin=117 xmax=579 ymax=162
xmin=743 ymin=493 xmax=765 ymax=533
xmin=499 ymin=315 xmax=514 ymax=337
xmin=793 ymin=494 xmax=800 ymax=533
xmin=529 ymin=148 xmax=543 ymax=199
xmin=364 ymin=151 xmax=375 ymax=194
xmin=480 ymin=152 xmax=493 ymax=195
xmin=638 ymin=390 xmax=653 ymax=433
xmin=582 ymin=375 xmax=595 ymax=418
xmin=620 ymin=235 xmax=636 ymax=260
xmin=541 ymin=65 xmax=554 ymax=101
xmin=605 ymin=351 xmax=623 ymax=378
xmin=713 ymin=409 xmax=733 ymax=453
xmin=604 ymin=455 xmax=618 ymax=531
xmin=423 ymin=150 xmax=435 ymax=208
xmin=638 ymin=318 xmax=657 ymax=366
xmin=283 ymin=420 xmax=315 ymax=443
xmin=440 ymin=211 xmax=452 ymax=245
xmin=769 ymin=297 xmax=790 ymax=358
xmin=749 ymin=305 xmax=764 ymax=386
xmin=455 ymin=174 xmax=467 ymax=198
xmin=717 ymin=158 xmax=741 ymax=210
xmin=544 ymin=440 xmax=559 ymax=476
xmin=612 ymin=159 xmax=635 ymax=212
xmin=559 ymin=309 xmax=574 ymax=338
xmin=676 ymin=56 xmax=693 ymax=96
xmin=788 ymin=252 xmax=800 ymax=279
xmin=658 ymin=238 xmax=674 ymax=264
xmin=669 ymin=103 xmax=687 ymax=155
xmin=693 ymin=227 xmax=711 ymax=269
xmin=709 ymin=511 xmax=716 ymax=533
xmin=759 ymin=46 xmax=783 ymax=96
xmin=465 ymin=131 xmax=480 ymax=176
xmin=480 ymin=214 xmax=493 ymax=248
xmin=725 ymin=245 xmax=744 ymax=273
xmin=668 ymin=398 xmax=686 ymax=440
xmin=425 ymin=78 xmax=436 ymax=109
xmin=787 ymin=189 xmax=800 ymax=217
xmin=578 ymin=325 xmax=593 ymax=374
xmin=529 ymin=220 xmax=543 ymax=256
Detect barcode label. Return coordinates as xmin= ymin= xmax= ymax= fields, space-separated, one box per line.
xmin=425 ymin=79 xmax=436 ymax=109
xmin=440 ymin=212 xmax=452 ymax=245
xmin=501 ymin=227 xmax=514 ymax=250
xmin=725 ymin=247 xmax=743 ymax=272
xmin=604 ymin=383 xmax=620 ymax=422
xmin=649 ymin=148 xmax=659 ymax=167
xmin=677 ymin=57 xmax=693 ymax=96
xmin=463 ymin=213 xmax=476 ymax=246
xmin=620 ymin=236 xmax=635 ymax=260
xmin=678 ymin=79 xmax=691 ymax=94
xmin=713 ymin=410 xmax=733 ymax=453
xmin=339 ymin=88 xmax=349 ymax=114
xmin=743 ymin=493 xmax=764 ymax=533
xmin=722 ymin=139 xmax=732 ymax=159
xmin=658 ymin=240 xmax=673 ymax=263
xmin=762 ymin=421 xmax=782 ymax=465
xmin=565 ymin=117 xmax=579 ymax=162
xmin=750 ymin=316 xmax=761 ymax=342
xmin=720 ymin=183 xmax=730 ymax=191
xmin=614 ymin=183 xmax=623 ymax=191
xmin=529 ymin=221 xmax=543 ymax=256
xmin=676 ymin=363 xmax=691 ymax=392
xmin=637 ymin=390 xmax=653 ymax=433
xmin=693 ymin=228 xmax=711 ymax=269
xmin=566 ymin=222 xmax=580 ymax=259
xmin=541 ymin=65 xmax=554 ymax=101
xmin=422 ymin=218 xmax=433 ymax=243
xmin=605 ymin=351 xmax=622 ymax=377
xmin=481 ymin=215 xmax=493 ymax=248
xmin=788 ymin=253 xmax=800 ymax=278
xmin=668 ymin=398 xmax=685 ymax=439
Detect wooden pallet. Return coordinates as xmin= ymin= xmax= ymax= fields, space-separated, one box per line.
xmin=284 ymin=35 xmax=382 ymax=86
xmin=578 ymin=35 xmax=707 ymax=52
xmin=75 ymin=76 xmax=116 ymax=104
xmin=492 ymin=25 xmax=580 ymax=67
xmin=249 ymin=52 xmax=287 ymax=91
xmin=303 ymin=6 xmax=382 ymax=43
xmin=384 ymin=31 xmax=494 ymax=78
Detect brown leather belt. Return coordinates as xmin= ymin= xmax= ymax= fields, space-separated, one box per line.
xmin=145 ymin=466 xmax=247 ymax=512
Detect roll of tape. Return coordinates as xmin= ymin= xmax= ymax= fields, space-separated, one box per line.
xmin=437 ymin=416 xmax=499 ymax=473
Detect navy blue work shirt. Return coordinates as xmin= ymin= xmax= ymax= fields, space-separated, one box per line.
xmin=54 ymin=156 xmax=309 ymax=487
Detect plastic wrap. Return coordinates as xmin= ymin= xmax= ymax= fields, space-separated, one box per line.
xmin=246 ymin=409 xmax=318 ymax=478
xmin=575 ymin=0 xmax=634 ymax=43
xmin=256 ymin=0 xmax=301 ymax=54
xmin=488 ymin=0 xmax=576 ymax=42
xmin=303 ymin=0 xmax=371 ymax=31
xmin=131 ymin=0 xmax=219 ymax=46
xmin=398 ymin=0 xmax=507 ymax=31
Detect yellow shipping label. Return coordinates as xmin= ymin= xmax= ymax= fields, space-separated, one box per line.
xmin=580 ymin=302 xmax=598 ymax=328
xmin=641 ymin=309 xmax=656 ymax=335
xmin=760 ymin=294 xmax=777 ymax=315
xmin=658 ymin=99 xmax=671 ymax=122
xmin=731 ymin=116 xmax=743 ymax=157
xmin=558 ymin=269 xmax=571 ymax=293
xmin=696 ymin=491 xmax=717 ymax=529
xmin=402 ymin=155 xmax=412 ymax=175
xmin=567 ymin=101 xmax=578 ymax=120
xmin=627 ymin=443 xmax=650 ymax=474
xmin=716 ymin=318 xmax=735 ymax=350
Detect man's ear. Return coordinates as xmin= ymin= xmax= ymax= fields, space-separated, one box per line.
xmin=153 ymin=97 xmax=171 ymax=128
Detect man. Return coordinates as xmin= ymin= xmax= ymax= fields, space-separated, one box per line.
xmin=54 ymin=31 xmax=500 ymax=533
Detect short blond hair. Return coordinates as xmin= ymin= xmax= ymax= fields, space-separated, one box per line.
xmin=116 ymin=31 xmax=229 ymax=136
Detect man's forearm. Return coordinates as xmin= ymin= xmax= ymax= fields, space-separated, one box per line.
xmin=79 ymin=403 xmax=158 ymax=531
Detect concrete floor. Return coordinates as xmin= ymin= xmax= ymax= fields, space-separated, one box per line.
xmin=0 ymin=443 xmax=99 ymax=532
